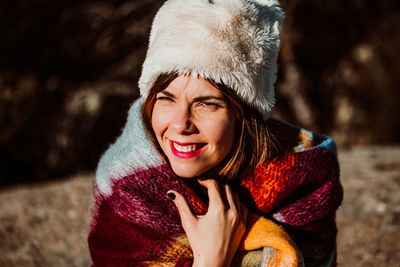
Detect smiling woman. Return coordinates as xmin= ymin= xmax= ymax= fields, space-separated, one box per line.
xmin=150 ymin=75 xmax=236 ymax=179
xmin=142 ymin=73 xmax=277 ymax=181
xmin=88 ymin=1 xmax=343 ymax=267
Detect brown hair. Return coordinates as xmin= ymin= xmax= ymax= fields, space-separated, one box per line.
xmin=142 ymin=73 xmax=280 ymax=180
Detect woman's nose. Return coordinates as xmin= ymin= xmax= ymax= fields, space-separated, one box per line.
xmin=170 ymin=107 xmax=195 ymax=134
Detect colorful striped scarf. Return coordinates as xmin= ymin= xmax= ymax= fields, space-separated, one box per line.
xmin=88 ymin=98 xmax=343 ymax=266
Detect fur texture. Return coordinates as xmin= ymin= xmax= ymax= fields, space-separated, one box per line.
xmin=138 ymin=0 xmax=284 ymax=118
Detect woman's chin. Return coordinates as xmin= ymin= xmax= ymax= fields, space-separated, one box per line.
xmin=170 ymin=164 xmax=208 ymax=179
xmin=170 ymin=162 xmax=222 ymax=179
xmin=172 ymin=168 xmax=203 ymax=179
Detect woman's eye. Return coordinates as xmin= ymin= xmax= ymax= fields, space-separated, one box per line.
xmin=156 ymin=96 xmax=174 ymax=102
xmin=197 ymin=101 xmax=220 ymax=110
xmin=202 ymin=102 xmax=216 ymax=106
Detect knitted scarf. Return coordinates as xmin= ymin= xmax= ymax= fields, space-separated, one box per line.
xmin=88 ymin=98 xmax=343 ymax=267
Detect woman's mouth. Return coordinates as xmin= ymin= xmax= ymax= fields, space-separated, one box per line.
xmin=170 ymin=140 xmax=206 ymax=158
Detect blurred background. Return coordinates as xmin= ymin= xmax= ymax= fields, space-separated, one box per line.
xmin=0 ymin=0 xmax=399 ymax=266
xmin=1 ymin=0 xmax=399 ymax=186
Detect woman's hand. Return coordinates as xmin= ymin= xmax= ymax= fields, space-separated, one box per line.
xmin=167 ymin=179 xmax=248 ymax=267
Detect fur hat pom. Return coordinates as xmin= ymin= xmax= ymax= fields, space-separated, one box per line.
xmin=138 ymin=0 xmax=284 ymax=118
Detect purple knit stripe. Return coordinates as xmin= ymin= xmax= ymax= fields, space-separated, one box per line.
xmin=89 ymin=196 xmax=169 ymax=261
xmin=273 ymin=179 xmax=343 ymax=226
xmin=88 ymin=164 xmax=205 ymax=263
xmin=107 ymin=164 xmax=206 ymax=234
xmin=271 ymin=147 xmax=342 ymax=226
xmin=284 ymin=147 xmax=338 ymax=195
xmin=242 ymin=147 xmax=339 ymax=214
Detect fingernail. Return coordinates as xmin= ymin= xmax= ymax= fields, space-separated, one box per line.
xmin=167 ymin=192 xmax=176 ymax=200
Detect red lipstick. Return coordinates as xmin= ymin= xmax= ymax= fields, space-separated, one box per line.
xmin=170 ymin=140 xmax=206 ymax=159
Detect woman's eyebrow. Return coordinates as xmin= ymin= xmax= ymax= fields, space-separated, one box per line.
xmin=158 ymin=91 xmax=175 ymax=98
xmin=192 ymin=96 xmax=226 ymax=102
xmin=159 ymin=91 xmax=225 ymax=102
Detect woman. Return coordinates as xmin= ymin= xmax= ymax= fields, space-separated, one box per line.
xmin=88 ymin=0 xmax=343 ymax=266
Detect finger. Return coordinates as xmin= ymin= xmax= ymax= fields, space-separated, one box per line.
xmin=224 ymin=184 xmax=237 ymax=211
xmin=198 ymin=179 xmax=224 ymax=210
xmin=167 ymin=190 xmax=196 ymax=229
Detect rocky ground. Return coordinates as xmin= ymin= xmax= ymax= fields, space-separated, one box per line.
xmin=0 ymin=146 xmax=399 ymax=267
xmin=336 ymin=146 xmax=400 ymax=266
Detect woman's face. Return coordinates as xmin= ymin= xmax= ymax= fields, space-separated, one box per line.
xmin=151 ymin=75 xmax=236 ymax=178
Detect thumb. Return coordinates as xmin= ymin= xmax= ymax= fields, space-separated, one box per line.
xmin=167 ymin=190 xmax=196 ymax=229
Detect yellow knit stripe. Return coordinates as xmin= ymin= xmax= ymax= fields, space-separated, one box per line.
xmin=240 ymin=213 xmax=299 ymax=267
xmin=294 ymin=128 xmax=313 ymax=152
xmin=159 ymin=234 xmax=193 ymax=262
xmin=232 ymin=249 xmax=264 ymax=267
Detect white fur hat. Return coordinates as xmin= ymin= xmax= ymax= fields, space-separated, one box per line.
xmin=138 ymin=0 xmax=284 ymax=118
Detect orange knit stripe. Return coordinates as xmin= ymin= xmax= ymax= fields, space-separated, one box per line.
xmin=240 ymin=213 xmax=299 ymax=267
xmin=240 ymin=153 xmax=301 ymax=213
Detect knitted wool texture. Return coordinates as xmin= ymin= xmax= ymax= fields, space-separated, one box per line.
xmin=88 ymin=99 xmax=343 ymax=267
